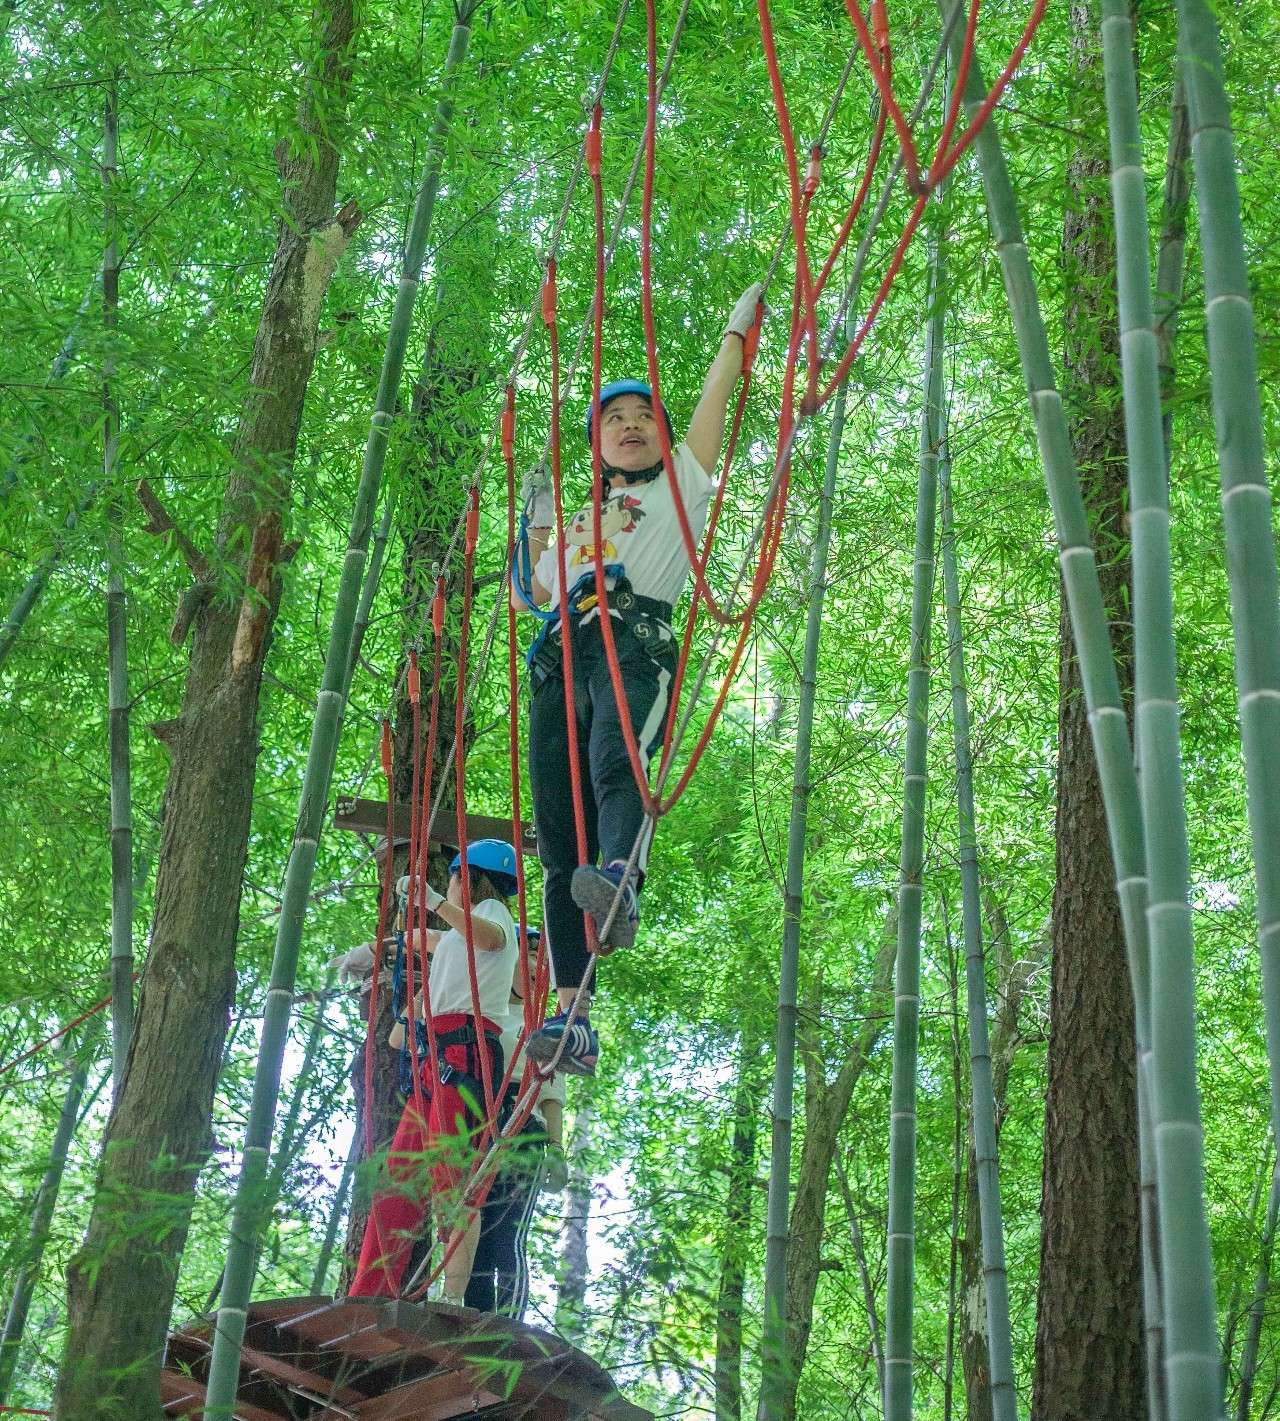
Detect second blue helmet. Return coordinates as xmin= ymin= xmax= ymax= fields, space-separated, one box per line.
xmin=450 ymin=838 xmax=518 ymax=891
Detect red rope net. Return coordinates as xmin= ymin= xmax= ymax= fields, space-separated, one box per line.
xmin=349 ymin=0 xmax=1047 ymax=1301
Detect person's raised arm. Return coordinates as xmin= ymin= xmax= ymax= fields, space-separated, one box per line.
xmin=423 ymin=886 xmax=506 ymax=951
xmin=684 ymin=282 xmax=762 ymax=475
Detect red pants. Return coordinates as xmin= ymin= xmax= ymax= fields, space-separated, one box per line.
xmin=348 ymin=1013 xmax=500 ymax=1298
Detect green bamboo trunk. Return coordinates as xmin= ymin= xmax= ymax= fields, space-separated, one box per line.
xmin=935 ymin=9 xmax=1229 ymax=1419
xmin=0 ymin=484 xmax=101 ymax=671
xmin=1173 ymin=0 xmax=1280 ymax=1141
xmin=1235 ymin=1159 xmax=1280 ymax=1421
xmin=882 ymin=236 xmax=943 ymax=1421
xmin=1101 ymin=5 xmax=1217 ymax=1415
xmin=938 ymin=449 xmax=1018 ymax=1421
xmin=758 ymin=349 xmax=851 ymax=1421
xmin=0 ymin=1058 xmax=92 ymax=1404
xmin=103 ymin=81 xmax=134 ymax=1098
xmin=201 ymin=11 xmax=478 ymax=1414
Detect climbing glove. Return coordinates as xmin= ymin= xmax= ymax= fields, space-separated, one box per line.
xmin=521 ymin=466 xmax=556 ymax=530
xmin=541 ymin=1142 xmax=570 ymax=1194
xmin=328 ymin=942 xmax=374 ymax=987
xmin=723 ymin=281 xmax=765 ymax=341
xmin=396 ymin=874 xmax=444 ymax=913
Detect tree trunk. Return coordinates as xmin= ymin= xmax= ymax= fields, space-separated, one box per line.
xmin=55 ymin=2 xmax=359 ymax=1414
xmin=716 ymin=1034 xmax=765 ymax=1421
xmin=557 ymin=1099 xmax=595 ymax=1341
xmin=1031 ymin=4 xmax=1145 ymax=1417
xmin=777 ymin=923 xmax=896 ymax=1421
xmin=337 ymin=238 xmax=490 ymax=1284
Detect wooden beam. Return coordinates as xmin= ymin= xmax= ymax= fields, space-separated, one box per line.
xmin=350 ymin=1364 xmax=501 ymax=1419
xmin=334 ymin=796 xmax=538 ymax=857
xmin=158 ymin=1368 xmax=284 ymax=1421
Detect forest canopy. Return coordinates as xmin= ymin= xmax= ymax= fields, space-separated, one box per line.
xmin=1 ymin=0 xmax=1278 ymax=1418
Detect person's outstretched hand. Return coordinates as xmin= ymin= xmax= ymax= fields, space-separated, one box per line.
xmin=328 ymin=942 xmax=374 ymax=986
xmin=723 ymin=281 xmax=765 ymax=340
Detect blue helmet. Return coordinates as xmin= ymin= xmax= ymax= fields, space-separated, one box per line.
xmin=585 ymin=378 xmax=675 ymax=444
xmin=523 ymin=924 xmax=541 ymax=945
xmin=449 ymin=838 xmax=518 ymax=892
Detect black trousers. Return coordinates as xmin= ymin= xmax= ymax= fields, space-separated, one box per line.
xmin=528 ymin=614 xmax=675 ymax=991
xmin=464 ymin=1121 xmax=548 ymax=1317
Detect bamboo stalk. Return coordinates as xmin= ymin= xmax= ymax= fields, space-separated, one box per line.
xmin=882 ymin=232 xmax=943 ymax=1421
xmin=758 ymin=341 xmax=852 ymax=1421
xmin=103 ymin=79 xmax=134 ymax=1100
xmin=1236 ymin=1158 xmax=1280 ymax=1421
xmin=0 ymin=1057 xmax=92 ymax=1405
xmin=935 ymin=7 xmax=1223 ymax=1417
xmin=938 ymin=446 xmax=1018 ymax=1421
xmin=1 ymin=274 xmax=99 ymax=503
xmin=0 ymin=484 xmax=101 ymax=671
xmin=834 ymin=1153 xmax=885 ymax=1409
xmin=1174 ymin=0 xmax=1280 ymax=1144
xmin=310 ymin=1138 xmax=358 ymax=1296
xmin=201 ymin=10 xmax=479 ymax=1413
xmin=1100 ymin=6 xmax=1219 ymax=1416
xmin=1153 ymin=76 xmax=1190 ymax=477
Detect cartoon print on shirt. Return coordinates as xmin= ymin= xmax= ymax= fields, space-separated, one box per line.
xmin=566 ymin=491 xmax=647 ymax=569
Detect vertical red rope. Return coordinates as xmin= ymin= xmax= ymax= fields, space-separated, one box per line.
xmin=543 ymin=258 xmax=601 ymax=956
xmin=403 ymin=651 xmax=428 ymax=1119
xmin=362 ymin=718 xmax=396 ymax=1155
xmin=452 ymin=485 xmax=497 ymax=1121
xmin=415 ymin=581 xmax=446 ymax=1099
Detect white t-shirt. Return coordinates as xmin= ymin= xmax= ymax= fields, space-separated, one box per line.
xmin=428 ymin=898 xmax=518 ymax=1022
xmin=534 ymin=442 xmax=714 ymax=610
xmin=497 ymin=1007 xmax=567 ymax=1124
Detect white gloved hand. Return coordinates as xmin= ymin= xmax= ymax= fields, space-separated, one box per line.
xmin=327 ymin=942 xmax=375 ymax=986
xmin=521 ymin=466 xmax=555 ymax=529
xmin=396 ymin=874 xmax=445 ymax=913
xmin=723 ymin=281 xmax=765 ymax=340
xmin=541 ymin=1142 xmax=570 ymax=1194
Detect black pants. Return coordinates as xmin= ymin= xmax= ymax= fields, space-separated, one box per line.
xmin=529 ymin=614 xmax=675 ymax=991
xmin=464 ymin=1120 xmax=548 ymax=1317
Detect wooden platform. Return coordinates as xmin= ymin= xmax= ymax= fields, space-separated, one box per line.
xmin=161 ymin=1295 xmax=652 ymax=1420
xmin=334 ymin=797 xmax=538 ymax=857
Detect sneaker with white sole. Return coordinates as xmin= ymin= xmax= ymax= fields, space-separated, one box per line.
xmin=571 ymin=862 xmax=640 ymax=954
xmin=527 ymin=1011 xmax=599 ymax=1077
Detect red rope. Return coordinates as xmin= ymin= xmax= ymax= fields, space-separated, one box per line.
xmin=928 ymin=0 xmax=1049 ymax=188
xmin=452 ymin=486 xmax=498 ymax=1122
xmin=403 ymin=650 xmax=429 ymax=1120
xmin=0 ymin=978 xmax=138 ymax=1079
xmin=360 ymin=720 xmax=396 ymax=1155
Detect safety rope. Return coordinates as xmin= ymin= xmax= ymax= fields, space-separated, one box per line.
xmin=353 ymin=0 xmax=1051 ymax=1308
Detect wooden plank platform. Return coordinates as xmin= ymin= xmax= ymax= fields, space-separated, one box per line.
xmin=334 ymin=797 xmax=538 ymax=857
xmin=161 ymin=1295 xmax=651 ymax=1421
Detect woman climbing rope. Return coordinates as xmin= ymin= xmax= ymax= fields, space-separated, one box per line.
xmin=347 ymin=838 xmax=520 ymax=1304
xmin=465 ymin=925 xmax=568 ymax=1317
xmin=514 ymin=282 xmax=763 ymax=1076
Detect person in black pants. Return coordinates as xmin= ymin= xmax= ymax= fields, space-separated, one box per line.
xmin=466 ymin=928 xmax=567 ymax=1316
xmin=515 ymin=282 xmax=763 ymax=1075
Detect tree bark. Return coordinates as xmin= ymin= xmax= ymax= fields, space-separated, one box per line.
xmin=715 ymin=1034 xmax=765 ymax=1421
xmin=337 ymin=239 xmax=490 ymax=1283
xmin=777 ymin=921 xmax=896 ymax=1421
xmin=1031 ymin=3 xmax=1145 ymax=1417
xmin=55 ymin=2 xmax=358 ymax=1414
xmin=557 ymin=1099 xmax=595 ymax=1342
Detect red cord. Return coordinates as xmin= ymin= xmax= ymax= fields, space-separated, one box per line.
xmin=0 ymin=977 xmax=139 ymax=1080
xmin=452 ymin=485 xmax=497 ymax=1123
xmin=360 ymin=720 xmax=396 ymax=1155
